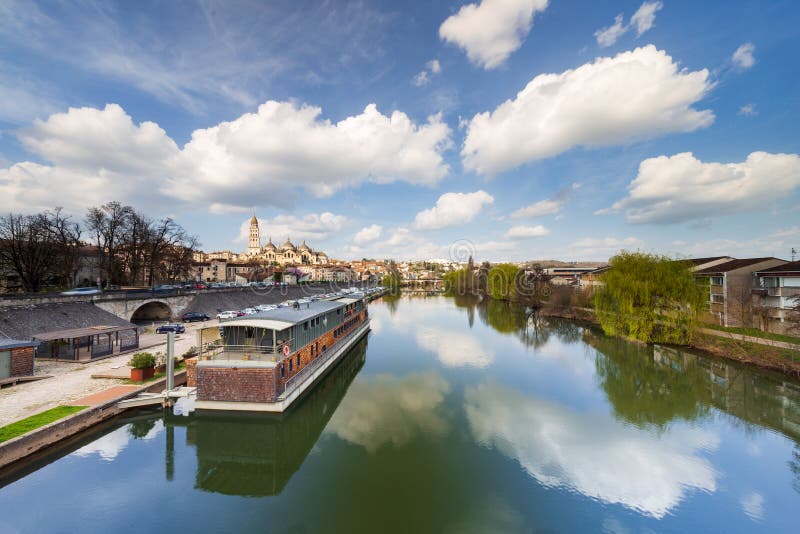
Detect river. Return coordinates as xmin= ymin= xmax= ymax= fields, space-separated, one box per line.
xmin=1 ymin=294 xmax=799 ymax=532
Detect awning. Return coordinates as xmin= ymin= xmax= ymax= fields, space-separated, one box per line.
xmin=32 ymin=325 xmax=136 ymax=341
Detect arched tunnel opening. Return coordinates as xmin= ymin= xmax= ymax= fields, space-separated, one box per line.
xmin=130 ymin=301 xmax=172 ymax=323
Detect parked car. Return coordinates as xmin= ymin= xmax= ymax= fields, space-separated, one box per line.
xmin=181 ymin=312 xmax=210 ymax=322
xmin=61 ymin=287 xmax=101 ymax=296
xmin=156 ymin=323 xmax=185 ymax=334
xmin=216 ymin=311 xmax=238 ymax=320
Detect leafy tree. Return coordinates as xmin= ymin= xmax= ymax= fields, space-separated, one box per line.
xmin=595 ymin=252 xmax=706 ymax=344
xmin=487 ymin=263 xmax=520 ymax=301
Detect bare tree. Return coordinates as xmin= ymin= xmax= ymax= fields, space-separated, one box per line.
xmin=85 ymin=201 xmax=133 ymax=287
xmin=727 ymin=281 xmax=754 ymax=328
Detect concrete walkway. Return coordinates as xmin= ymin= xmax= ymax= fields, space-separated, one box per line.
xmin=0 ymin=321 xmax=210 ymax=427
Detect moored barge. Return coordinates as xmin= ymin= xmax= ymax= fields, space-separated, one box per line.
xmin=189 ymin=294 xmax=370 ymax=412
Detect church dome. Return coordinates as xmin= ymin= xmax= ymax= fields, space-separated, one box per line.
xmin=264 ymin=237 xmax=276 ymax=251
xmin=298 ymin=239 xmax=310 ymax=251
xmin=282 ymin=237 xmax=295 ymax=251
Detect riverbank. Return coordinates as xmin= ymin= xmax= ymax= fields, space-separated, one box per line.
xmin=539 ymin=304 xmax=800 ymax=378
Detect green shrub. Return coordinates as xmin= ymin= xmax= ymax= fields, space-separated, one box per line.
xmin=129 ymin=352 xmax=156 ymax=369
xmin=182 ymin=346 xmax=198 ymax=358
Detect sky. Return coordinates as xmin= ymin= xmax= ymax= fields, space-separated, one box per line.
xmin=1 ymin=0 xmax=799 ymax=262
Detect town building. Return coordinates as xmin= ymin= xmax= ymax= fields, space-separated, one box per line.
xmin=694 ymin=257 xmax=787 ymax=327
xmin=0 ymin=338 xmax=38 ymax=380
xmin=752 ymin=261 xmax=800 ymax=334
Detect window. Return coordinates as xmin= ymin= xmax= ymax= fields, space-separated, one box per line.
xmin=711 ymin=294 xmax=724 ymax=304
xmin=280 ymin=364 xmax=285 ymax=378
xmin=710 ymin=276 xmax=724 ymax=286
xmin=296 ymin=354 xmax=300 ymax=367
xmin=303 ymin=321 xmax=309 ymax=331
xmin=289 ymin=359 xmax=293 ymax=372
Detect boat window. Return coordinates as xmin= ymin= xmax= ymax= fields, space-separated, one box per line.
xmin=280 ymin=364 xmax=285 ymax=378
xmin=296 ymin=354 xmax=300 ymax=367
xmin=322 ymin=345 xmax=326 ymax=352
xmin=303 ymin=321 xmax=308 ymax=331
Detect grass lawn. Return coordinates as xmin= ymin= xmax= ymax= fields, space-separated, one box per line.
xmin=694 ymin=333 xmax=800 ymax=365
xmin=0 ymin=405 xmax=87 ymax=444
xmin=701 ymin=323 xmax=800 ymax=345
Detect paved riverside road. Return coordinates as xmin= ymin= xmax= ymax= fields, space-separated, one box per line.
xmin=0 ymin=320 xmax=212 ymax=427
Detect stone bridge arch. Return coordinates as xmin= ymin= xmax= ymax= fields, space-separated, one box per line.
xmin=129 ymin=300 xmax=173 ymax=323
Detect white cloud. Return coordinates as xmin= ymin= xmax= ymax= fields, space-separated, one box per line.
xmin=511 ymin=183 xmax=580 ymax=219
xmin=1 ymin=100 xmax=452 ymax=213
xmin=353 ymin=224 xmax=383 ymax=244
xmin=411 ymin=60 xmax=442 ymax=87
xmin=465 ymin=381 xmax=718 ymax=519
xmin=595 ymin=14 xmax=626 ymax=48
xmin=505 ymin=225 xmax=550 ymax=238
xmin=175 ymin=101 xmax=453 ymax=207
xmin=630 ymin=1 xmax=663 ymax=36
xmin=414 ymin=190 xmax=495 ymax=230
xmin=511 ymin=199 xmax=561 ymax=218
xmin=237 ymin=212 xmax=348 ymax=245
xmin=462 ymin=46 xmax=714 ymax=175
xmin=605 ymin=151 xmax=800 ymax=224
xmin=325 ymin=372 xmax=450 ymax=453
xmin=412 ymin=70 xmax=430 ymax=87
xmin=738 ymin=103 xmax=757 ymax=116
xmin=439 ymin=0 xmax=549 ymax=69
xmin=594 ymin=2 xmax=662 ymax=47
xmin=732 ymin=42 xmax=756 ymax=69
xmin=416 ymin=326 xmax=494 ymax=368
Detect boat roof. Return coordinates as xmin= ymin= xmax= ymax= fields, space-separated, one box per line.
xmin=220 ymin=298 xmax=359 ymax=329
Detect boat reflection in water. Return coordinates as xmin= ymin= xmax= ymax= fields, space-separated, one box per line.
xmin=166 ymin=337 xmax=367 ymax=497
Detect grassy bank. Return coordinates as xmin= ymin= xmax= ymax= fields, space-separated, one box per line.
xmin=691 ymin=333 xmax=800 ymax=377
xmin=701 ymin=323 xmax=800 ymax=345
xmin=0 ymin=405 xmax=87 ymax=443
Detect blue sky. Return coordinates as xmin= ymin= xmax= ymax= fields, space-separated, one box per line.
xmin=1 ymin=0 xmax=798 ymax=262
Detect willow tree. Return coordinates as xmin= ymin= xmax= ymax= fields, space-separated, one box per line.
xmin=595 ymin=252 xmax=706 ymax=345
xmin=487 ymin=263 xmax=520 ymax=301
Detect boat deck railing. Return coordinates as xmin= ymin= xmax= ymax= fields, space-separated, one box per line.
xmin=206 ymin=339 xmax=294 ymax=363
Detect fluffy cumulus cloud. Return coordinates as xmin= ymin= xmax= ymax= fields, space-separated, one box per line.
xmin=0 ymin=104 xmax=180 ymax=212
xmin=353 ymin=224 xmax=383 ymax=244
xmin=1 ymin=100 xmax=452 ymax=213
xmin=414 ymin=190 xmax=495 ymax=230
xmin=505 ymin=224 xmax=550 ymax=238
xmin=439 ymin=0 xmax=549 ymax=69
xmin=605 ymin=151 xmax=800 ymax=224
xmin=732 ymin=42 xmax=756 ymax=69
xmin=595 ymin=1 xmax=662 ymax=47
xmin=465 ymin=381 xmax=718 ymax=519
xmin=462 ymin=46 xmax=714 ymax=175
xmin=237 ymin=212 xmax=348 ymax=244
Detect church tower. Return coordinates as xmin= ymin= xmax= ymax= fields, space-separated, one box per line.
xmin=248 ymin=214 xmax=261 ymax=256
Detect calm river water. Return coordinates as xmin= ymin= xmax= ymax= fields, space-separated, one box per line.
xmin=1 ymin=294 xmax=799 ymax=532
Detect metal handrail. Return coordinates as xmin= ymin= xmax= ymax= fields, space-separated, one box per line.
xmin=279 ymin=321 xmax=369 ymax=399
xmin=207 ymin=339 xmax=294 ymax=362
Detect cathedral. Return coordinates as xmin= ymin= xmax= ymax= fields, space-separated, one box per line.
xmin=246 ymin=215 xmax=328 ymax=265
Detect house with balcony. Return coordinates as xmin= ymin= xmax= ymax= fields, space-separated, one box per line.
xmin=752 ymin=261 xmax=800 ymax=334
xmin=694 ymin=257 xmax=787 ymax=327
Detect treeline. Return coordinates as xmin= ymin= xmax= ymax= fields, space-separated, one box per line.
xmin=442 ymin=259 xmax=552 ymax=305
xmin=0 ymin=201 xmax=198 ymax=292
